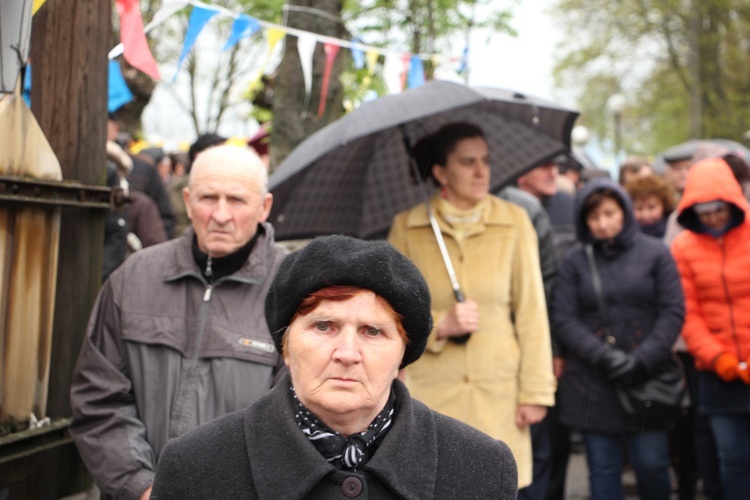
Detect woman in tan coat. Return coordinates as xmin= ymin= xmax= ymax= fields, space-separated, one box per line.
xmin=387 ymin=122 xmax=556 ymax=488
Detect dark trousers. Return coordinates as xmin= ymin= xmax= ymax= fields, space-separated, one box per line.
xmin=710 ymin=414 xmax=750 ymax=500
xmin=670 ymin=405 xmax=700 ymax=499
xmin=518 ymin=417 xmax=552 ymax=500
xmin=545 ymin=403 xmax=570 ymax=500
xmin=672 ymin=351 xmax=723 ymax=500
xmin=695 ymin=411 xmax=723 ymax=500
xmin=584 ymin=430 xmax=671 ymax=500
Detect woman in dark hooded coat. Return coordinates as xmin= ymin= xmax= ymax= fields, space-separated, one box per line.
xmin=552 ymin=178 xmax=685 ymax=500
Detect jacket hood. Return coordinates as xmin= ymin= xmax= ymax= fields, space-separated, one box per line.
xmin=575 ymin=177 xmax=638 ymax=247
xmin=676 ymin=157 xmax=748 ymax=233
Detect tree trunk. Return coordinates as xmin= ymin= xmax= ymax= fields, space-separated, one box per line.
xmin=111 ymin=1 xmax=157 ymax=137
xmin=687 ymin=3 xmax=702 ymax=138
xmin=269 ymin=0 xmax=349 ymax=172
xmin=116 ymin=60 xmax=157 ymax=137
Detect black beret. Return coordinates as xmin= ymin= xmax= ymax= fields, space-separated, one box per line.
xmin=265 ymin=235 xmax=432 ymax=368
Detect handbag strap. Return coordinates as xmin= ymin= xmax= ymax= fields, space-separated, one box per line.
xmin=585 ymin=244 xmax=611 ymax=331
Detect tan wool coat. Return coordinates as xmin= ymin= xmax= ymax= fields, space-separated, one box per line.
xmin=388 ymin=194 xmax=556 ymax=488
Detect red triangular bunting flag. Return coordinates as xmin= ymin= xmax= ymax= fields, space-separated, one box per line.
xmin=116 ymin=0 xmax=160 ymax=80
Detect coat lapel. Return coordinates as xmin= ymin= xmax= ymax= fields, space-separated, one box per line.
xmin=243 ymin=378 xmax=335 ymax=499
xmin=363 ymin=380 xmax=439 ymax=498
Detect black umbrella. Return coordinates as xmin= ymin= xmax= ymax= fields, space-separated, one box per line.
xmin=268 ymin=80 xmax=579 ymax=241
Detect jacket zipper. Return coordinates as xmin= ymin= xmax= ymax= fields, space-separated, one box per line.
xmin=193 ymin=284 xmax=213 ymax=359
xmin=718 ymin=238 xmax=742 ymax=359
xmin=170 ymin=282 xmax=213 ymax=436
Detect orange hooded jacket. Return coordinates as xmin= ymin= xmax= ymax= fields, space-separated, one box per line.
xmin=671 ymin=158 xmax=750 ymax=370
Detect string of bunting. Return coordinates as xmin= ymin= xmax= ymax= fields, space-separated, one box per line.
xmin=108 ymin=0 xmax=469 ymax=116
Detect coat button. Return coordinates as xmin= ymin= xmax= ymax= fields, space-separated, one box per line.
xmin=342 ymin=477 xmax=362 ymax=498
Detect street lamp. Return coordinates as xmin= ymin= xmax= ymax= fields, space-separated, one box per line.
xmin=607 ymin=93 xmax=626 ymax=158
xmin=571 ymin=125 xmax=590 ymax=149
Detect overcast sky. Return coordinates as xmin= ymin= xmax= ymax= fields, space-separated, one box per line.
xmin=467 ymin=0 xmax=563 ymax=103
xmin=143 ymin=0 xmax=566 ymax=146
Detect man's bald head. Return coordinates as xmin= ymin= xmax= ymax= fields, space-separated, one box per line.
xmin=190 ymin=145 xmax=269 ymax=196
xmin=184 ymin=145 xmax=273 ymax=257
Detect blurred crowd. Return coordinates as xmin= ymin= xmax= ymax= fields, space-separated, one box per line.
xmin=495 ymin=140 xmax=750 ymax=500
xmin=85 ymin=111 xmax=750 ymax=500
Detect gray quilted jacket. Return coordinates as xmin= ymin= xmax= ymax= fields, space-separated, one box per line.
xmin=70 ymin=223 xmax=287 ymax=500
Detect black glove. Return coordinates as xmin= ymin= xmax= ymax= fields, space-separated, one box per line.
xmin=598 ymin=349 xmax=646 ymax=386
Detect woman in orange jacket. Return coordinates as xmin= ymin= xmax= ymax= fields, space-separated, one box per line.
xmin=671 ymin=155 xmax=750 ymax=500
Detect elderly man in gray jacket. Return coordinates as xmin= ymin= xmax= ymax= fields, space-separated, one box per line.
xmin=70 ymin=145 xmax=288 ymax=500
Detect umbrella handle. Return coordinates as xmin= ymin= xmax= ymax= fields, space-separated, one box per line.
xmin=399 ymin=125 xmax=472 ymax=345
xmin=450 ymin=288 xmax=472 ymax=344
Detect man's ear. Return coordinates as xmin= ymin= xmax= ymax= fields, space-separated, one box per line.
xmin=259 ymin=193 xmax=273 ymax=222
xmin=183 ymin=187 xmax=193 ymax=220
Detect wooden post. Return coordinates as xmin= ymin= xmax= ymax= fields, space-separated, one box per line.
xmin=0 ymin=1 xmax=112 ymax=496
xmin=30 ymin=0 xmax=110 ymax=419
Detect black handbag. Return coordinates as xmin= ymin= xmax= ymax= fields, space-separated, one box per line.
xmin=585 ymin=244 xmax=689 ymax=429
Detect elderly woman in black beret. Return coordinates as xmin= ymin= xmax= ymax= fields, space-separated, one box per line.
xmin=151 ymin=235 xmax=517 ymax=499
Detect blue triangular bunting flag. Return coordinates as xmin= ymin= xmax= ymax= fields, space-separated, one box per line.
xmin=223 ymin=14 xmax=260 ymax=51
xmin=172 ymin=5 xmax=220 ymax=83
xmin=108 ymin=60 xmax=135 ymax=112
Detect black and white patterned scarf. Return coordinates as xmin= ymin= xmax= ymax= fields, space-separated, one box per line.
xmin=290 ymin=385 xmax=395 ymax=471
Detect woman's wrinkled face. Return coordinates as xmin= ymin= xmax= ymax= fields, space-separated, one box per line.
xmin=284 ymin=291 xmax=406 ymax=434
xmin=586 ymin=196 xmax=624 ymax=241
xmin=698 ymin=204 xmax=731 ymax=232
xmin=432 ymin=137 xmax=490 ymax=210
xmin=633 ymin=195 xmax=665 ymax=226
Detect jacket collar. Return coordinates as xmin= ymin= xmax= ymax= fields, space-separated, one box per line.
xmin=163 ymin=222 xmax=276 ymax=285
xmin=243 ymin=373 xmax=438 ymax=499
xmin=404 ymin=193 xmax=514 ymax=230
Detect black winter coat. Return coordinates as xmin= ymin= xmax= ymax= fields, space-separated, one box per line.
xmin=552 ymin=179 xmax=685 ymax=432
xmin=151 ymin=374 xmax=518 ymax=499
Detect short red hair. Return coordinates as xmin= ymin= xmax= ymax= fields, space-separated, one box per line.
xmin=282 ymin=286 xmax=409 ymax=355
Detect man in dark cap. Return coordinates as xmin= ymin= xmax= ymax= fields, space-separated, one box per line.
xmin=499 ymin=156 xmax=575 ymax=500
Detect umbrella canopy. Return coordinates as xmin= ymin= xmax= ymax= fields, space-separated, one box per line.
xmin=654 ymin=138 xmax=750 ymax=173
xmin=268 ymin=80 xmax=579 ymax=241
